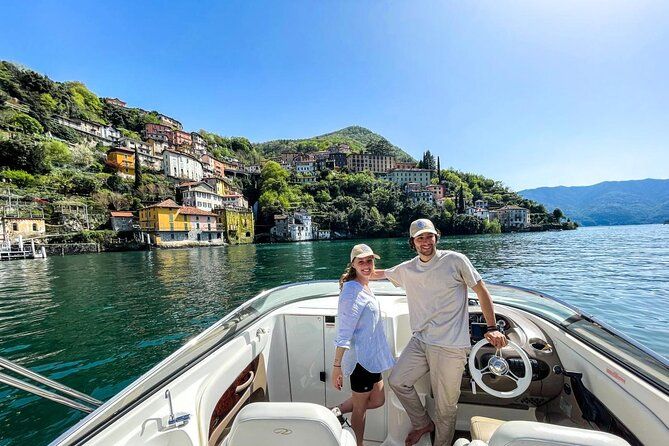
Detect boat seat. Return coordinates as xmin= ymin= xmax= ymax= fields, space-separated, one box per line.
xmin=470 ymin=416 xmax=505 ymax=442
xmin=221 ymin=402 xmax=356 ymax=446
xmin=453 ymin=420 xmax=631 ymax=446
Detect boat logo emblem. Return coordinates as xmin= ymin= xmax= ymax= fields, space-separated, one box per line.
xmin=273 ymin=428 xmax=293 ymax=435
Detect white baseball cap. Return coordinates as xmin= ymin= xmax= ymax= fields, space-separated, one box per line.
xmin=350 ymin=244 xmax=381 ymax=262
xmin=409 ymin=218 xmax=439 ymax=238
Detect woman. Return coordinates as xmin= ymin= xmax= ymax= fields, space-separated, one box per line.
xmin=331 ymin=244 xmax=395 ymax=446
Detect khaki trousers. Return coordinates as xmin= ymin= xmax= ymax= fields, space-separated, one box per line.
xmin=388 ymin=337 xmax=467 ymax=446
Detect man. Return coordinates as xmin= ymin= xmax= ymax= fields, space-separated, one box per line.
xmin=376 ymin=218 xmax=507 ymax=446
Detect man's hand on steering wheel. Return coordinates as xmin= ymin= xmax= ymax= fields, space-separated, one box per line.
xmin=484 ymin=330 xmax=507 ymax=348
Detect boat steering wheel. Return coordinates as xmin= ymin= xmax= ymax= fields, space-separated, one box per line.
xmin=468 ymin=339 xmax=532 ymax=398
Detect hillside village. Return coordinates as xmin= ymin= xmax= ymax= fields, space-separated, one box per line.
xmin=0 ymin=61 xmax=574 ymax=255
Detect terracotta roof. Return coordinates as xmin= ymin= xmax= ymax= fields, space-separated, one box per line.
xmin=110 ymin=211 xmax=134 ymax=217
xmin=146 ymin=199 xmax=180 ymax=209
xmin=178 ymin=206 xmax=217 ymax=216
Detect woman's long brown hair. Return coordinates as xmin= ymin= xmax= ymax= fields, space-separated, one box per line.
xmin=339 ymin=263 xmax=357 ymax=290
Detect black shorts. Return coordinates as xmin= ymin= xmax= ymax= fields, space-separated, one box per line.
xmin=349 ymin=363 xmax=382 ymax=393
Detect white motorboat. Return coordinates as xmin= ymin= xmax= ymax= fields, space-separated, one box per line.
xmin=4 ymin=281 xmax=668 ymax=445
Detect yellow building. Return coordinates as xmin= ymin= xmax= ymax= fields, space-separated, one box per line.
xmin=139 ymin=199 xmax=189 ymax=244
xmin=140 ymin=199 xmax=223 ymax=245
xmin=106 ymin=147 xmax=135 ymax=177
xmin=215 ymin=206 xmax=254 ymax=244
xmin=203 ymin=176 xmax=239 ymax=196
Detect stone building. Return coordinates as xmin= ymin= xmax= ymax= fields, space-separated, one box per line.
xmin=346 ymin=154 xmax=396 ymax=174
xmin=110 ymin=211 xmax=135 ymax=231
xmin=388 ymin=168 xmax=433 ymax=187
xmin=493 ymin=205 xmax=530 ymax=229
xmin=215 ymin=207 xmax=254 ymax=244
xmin=271 ymin=211 xmax=315 ymax=241
xmin=1 ymin=216 xmax=45 ymax=241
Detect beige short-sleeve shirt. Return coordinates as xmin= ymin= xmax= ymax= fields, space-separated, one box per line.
xmin=385 ymin=250 xmax=481 ymax=347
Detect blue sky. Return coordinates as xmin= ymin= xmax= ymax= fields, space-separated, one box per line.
xmin=1 ymin=1 xmax=667 ymax=190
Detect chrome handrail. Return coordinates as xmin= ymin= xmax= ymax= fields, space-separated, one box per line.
xmin=0 ymin=356 xmax=102 ymax=412
xmin=0 ymin=373 xmax=96 ymax=413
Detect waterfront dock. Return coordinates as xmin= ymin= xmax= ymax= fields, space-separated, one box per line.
xmin=0 ymin=236 xmax=47 ymax=261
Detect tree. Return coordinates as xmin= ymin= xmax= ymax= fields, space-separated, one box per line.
xmin=442 ymin=198 xmax=456 ymax=214
xmin=48 ymin=122 xmax=81 ymax=143
xmin=67 ymin=173 xmax=101 ymax=195
xmin=457 ymin=185 xmax=466 ymax=214
xmin=0 ymin=137 xmax=48 ymax=173
xmin=0 ymin=169 xmax=37 ymax=187
xmin=67 ymin=82 xmax=106 ymax=123
xmin=134 ymin=146 xmax=142 ymax=189
xmin=553 ymin=208 xmax=564 ymax=222
xmin=315 ymin=189 xmax=332 ymax=203
xmin=106 ymin=173 xmax=132 ymax=194
xmin=384 ymin=213 xmax=398 ymax=234
xmin=471 ymin=185 xmax=483 ymax=201
xmin=8 ymin=112 xmax=44 ymax=134
xmin=451 ymin=214 xmax=485 ymax=235
xmin=39 ymin=93 xmax=58 ymax=111
xmin=365 ymin=137 xmax=393 ymax=155
xmin=368 ymin=206 xmax=384 ymax=235
xmin=261 ymin=161 xmax=289 ymax=186
xmin=18 ymin=69 xmax=54 ymax=94
xmin=42 ymin=140 xmax=71 ymax=166
xmin=419 ymin=150 xmax=436 ymax=170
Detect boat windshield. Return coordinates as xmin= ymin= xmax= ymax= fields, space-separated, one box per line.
xmin=53 ymin=281 xmax=668 ymax=445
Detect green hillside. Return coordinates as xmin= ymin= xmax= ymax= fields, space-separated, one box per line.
xmin=253 ymin=125 xmax=415 ymax=162
xmin=0 ymin=60 xmax=569 ymax=238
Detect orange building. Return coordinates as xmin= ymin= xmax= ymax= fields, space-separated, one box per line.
xmin=144 ymin=123 xmax=172 ymax=140
xmin=201 ymin=154 xmax=226 ymax=178
xmin=169 ymin=130 xmax=193 ymax=148
xmin=106 ymin=147 xmax=135 ymax=178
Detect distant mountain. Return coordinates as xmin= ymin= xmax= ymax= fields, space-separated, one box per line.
xmin=253 ymin=125 xmax=415 ymax=162
xmin=519 ymin=179 xmax=669 ymax=226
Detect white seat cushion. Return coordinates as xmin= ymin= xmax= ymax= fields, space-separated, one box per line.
xmin=222 ymin=402 xmax=355 ymax=446
xmin=455 ymin=421 xmax=631 ymax=446
xmin=489 ymin=421 xmax=631 ymax=446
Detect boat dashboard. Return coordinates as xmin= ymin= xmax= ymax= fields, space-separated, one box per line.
xmin=462 ymin=305 xmax=563 ymax=407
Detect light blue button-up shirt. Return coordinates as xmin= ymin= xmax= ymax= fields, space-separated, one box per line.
xmin=334 ymin=281 xmax=395 ymax=376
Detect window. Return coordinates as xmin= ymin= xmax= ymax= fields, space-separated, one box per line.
xmin=12 ymin=223 xmax=18 ymax=231
xmin=33 ymin=223 xmax=38 ymax=231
